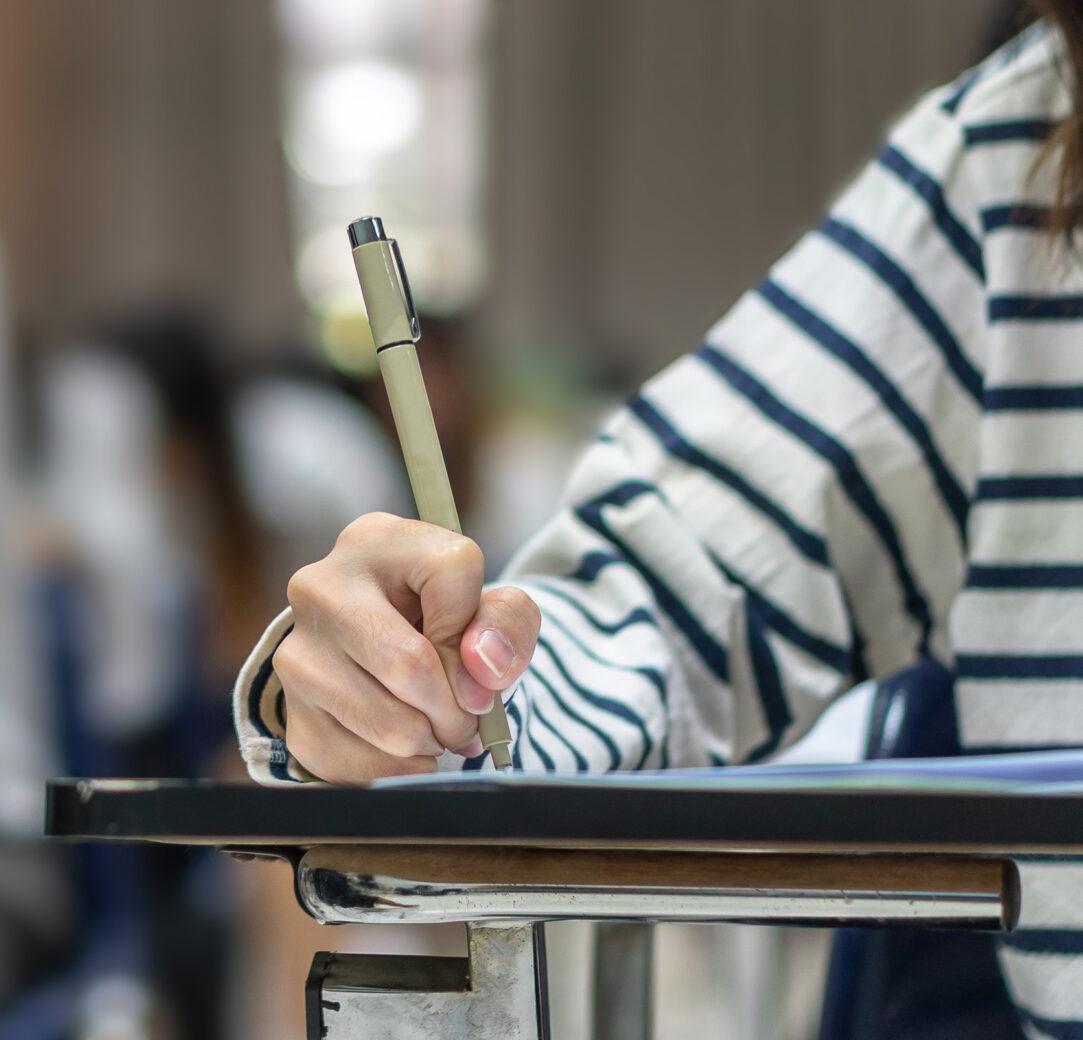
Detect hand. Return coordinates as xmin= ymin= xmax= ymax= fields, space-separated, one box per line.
xmin=272 ymin=513 xmax=541 ymax=783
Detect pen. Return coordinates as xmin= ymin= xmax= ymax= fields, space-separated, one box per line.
xmin=348 ymin=216 xmax=514 ymax=771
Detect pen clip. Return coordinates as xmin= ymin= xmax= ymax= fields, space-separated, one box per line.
xmin=388 ymin=237 xmax=421 ymax=343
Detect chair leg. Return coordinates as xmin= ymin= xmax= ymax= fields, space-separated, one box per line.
xmin=592 ymin=922 xmax=653 ymax=1040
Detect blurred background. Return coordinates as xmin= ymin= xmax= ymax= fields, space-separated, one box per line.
xmin=0 ymin=0 xmax=1027 ymax=1037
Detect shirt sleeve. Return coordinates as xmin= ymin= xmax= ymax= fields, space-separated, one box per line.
xmin=495 ymin=82 xmax=987 ymax=770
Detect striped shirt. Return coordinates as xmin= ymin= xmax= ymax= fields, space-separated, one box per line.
xmin=235 ymin=22 xmax=1082 ymax=1037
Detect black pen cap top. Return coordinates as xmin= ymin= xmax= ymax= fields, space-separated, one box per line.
xmin=347 ymin=216 xmax=386 ymax=248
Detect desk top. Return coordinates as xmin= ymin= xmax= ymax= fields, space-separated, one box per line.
xmin=45 ymin=751 xmax=1083 ymax=854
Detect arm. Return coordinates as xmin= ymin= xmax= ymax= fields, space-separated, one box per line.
xmin=480 ymin=75 xmax=987 ymax=771
xmin=235 ymin=79 xmax=986 ymax=782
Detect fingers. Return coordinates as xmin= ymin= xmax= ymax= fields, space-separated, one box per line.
xmin=404 ymin=536 xmax=539 ymax=716
xmin=274 ymin=615 xmax=479 ymax=760
xmin=286 ymin=517 xmax=479 ymax=750
xmin=283 ymin=697 xmax=439 ymax=786
xmin=406 ymin=533 xmax=495 ymax=714
xmin=274 ymin=631 xmax=441 ymax=755
xmin=327 ymin=512 xmax=484 ymax=632
xmin=295 ymin=513 xmax=497 ymax=723
xmin=274 ymin=512 xmax=539 ymax=782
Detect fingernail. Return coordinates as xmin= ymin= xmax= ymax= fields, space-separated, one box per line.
xmin=459 ymin=670 xmax=495 ymax=715
xmin=459 ymin=734 xmax=484 ymax=758
xmin=475 ymin=628 xmax=514 ymax=680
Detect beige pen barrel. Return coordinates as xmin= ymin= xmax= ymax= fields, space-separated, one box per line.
xmin=350 ymin=223 xmax=513 ymax=769
xmin=376 ymin=343 xmax=461 ymax=534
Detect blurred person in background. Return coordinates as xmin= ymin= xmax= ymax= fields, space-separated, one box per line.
xmin=22 ymin=311 xmax=423 ymax=1040
xmin=236 ymin=2 xmax=1083 ymax=1036
xmin=35 ymin=314 xmax=256 ymax=779
xmin=15 ymin=311 xmax=259 ymax=1040
xmin=0 ymin=249 xmax=75 ymax=1029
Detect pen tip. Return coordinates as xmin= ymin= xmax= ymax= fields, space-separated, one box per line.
xmin=490 ymin=744 xmax=513 ymax=772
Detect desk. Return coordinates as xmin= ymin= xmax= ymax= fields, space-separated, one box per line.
xmin=45 ymin=757 xmax=1083 ymax=1039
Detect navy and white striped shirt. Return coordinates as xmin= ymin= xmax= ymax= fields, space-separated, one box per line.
xmin=236 ymin=22 xmax=1083 ymax=1036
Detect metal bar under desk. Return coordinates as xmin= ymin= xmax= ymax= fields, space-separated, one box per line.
xmin=294 ymin=844 xmax=1019 ymax=931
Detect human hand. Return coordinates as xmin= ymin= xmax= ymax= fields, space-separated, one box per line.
xmin=272 ymin=513 xmax=541 ymax=783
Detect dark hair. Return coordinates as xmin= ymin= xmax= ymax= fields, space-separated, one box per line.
xmin=1032 ymin=0 xmax=1083 ymax=235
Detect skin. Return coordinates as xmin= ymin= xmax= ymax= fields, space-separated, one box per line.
xmin=273 ymin=512 xmax=542 ymax=784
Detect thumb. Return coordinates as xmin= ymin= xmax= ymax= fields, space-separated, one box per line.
xmin=458 ymin=586 xmax=541 ymax=710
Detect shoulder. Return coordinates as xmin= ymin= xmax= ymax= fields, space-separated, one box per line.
xmin=929 ymin=21 xmax=1069 ymax=132
xmin=873 ymin=22 xmax=1069 ymax=224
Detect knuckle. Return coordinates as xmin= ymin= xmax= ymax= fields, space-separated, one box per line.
xmin=377 ymin=629 xmax=438 ymax=690
xmin=284 ymin=563 xmax=315 ymax=610
xmin=276 ymin=649 xmax=360 ymax=731
xmin=429 ymin=536 xmax=484 ymax=582
xmin=289 ymin=568 xmax=358 ymax=633
xmin=319 ymin=682 xmax=352 ymax=723
xmin=325 ymin=682 xmax=362 ymax=726
xmin=285 ymin=561 xmax=334 ymax=614
xmin=273 ymin=634 xmax=332 ymax=702
xmin=272 ymin=635 xmax=303 ymax=685
xmin=338 ymin=511 xmax=395 ymax=548
xmin=363 ymin=710 xmax=396 ymax=750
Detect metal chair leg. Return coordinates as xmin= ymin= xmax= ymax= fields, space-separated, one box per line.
xmin=592 ymin=922 xmax=653 ymax=1040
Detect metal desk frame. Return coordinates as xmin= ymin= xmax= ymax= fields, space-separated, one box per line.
xmin=45 ymin=772 xmax=1083 ymax=1040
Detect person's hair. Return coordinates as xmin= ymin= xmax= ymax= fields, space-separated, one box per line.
xmin=1032 ymin=0 xmax=1083 ymax=236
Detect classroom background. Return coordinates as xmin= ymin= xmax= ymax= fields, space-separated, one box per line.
xmin=0 ymin=1 xmax=1023 ymax=1038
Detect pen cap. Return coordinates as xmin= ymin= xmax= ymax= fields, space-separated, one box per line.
xmin=347 ymin=216 xmax=386 ymax=247
xmin=349 ymin=219 xmax=419 ymax=351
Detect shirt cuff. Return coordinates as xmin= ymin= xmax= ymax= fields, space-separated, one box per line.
xmin=232 ymin=606 xmax=319 ymax=785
